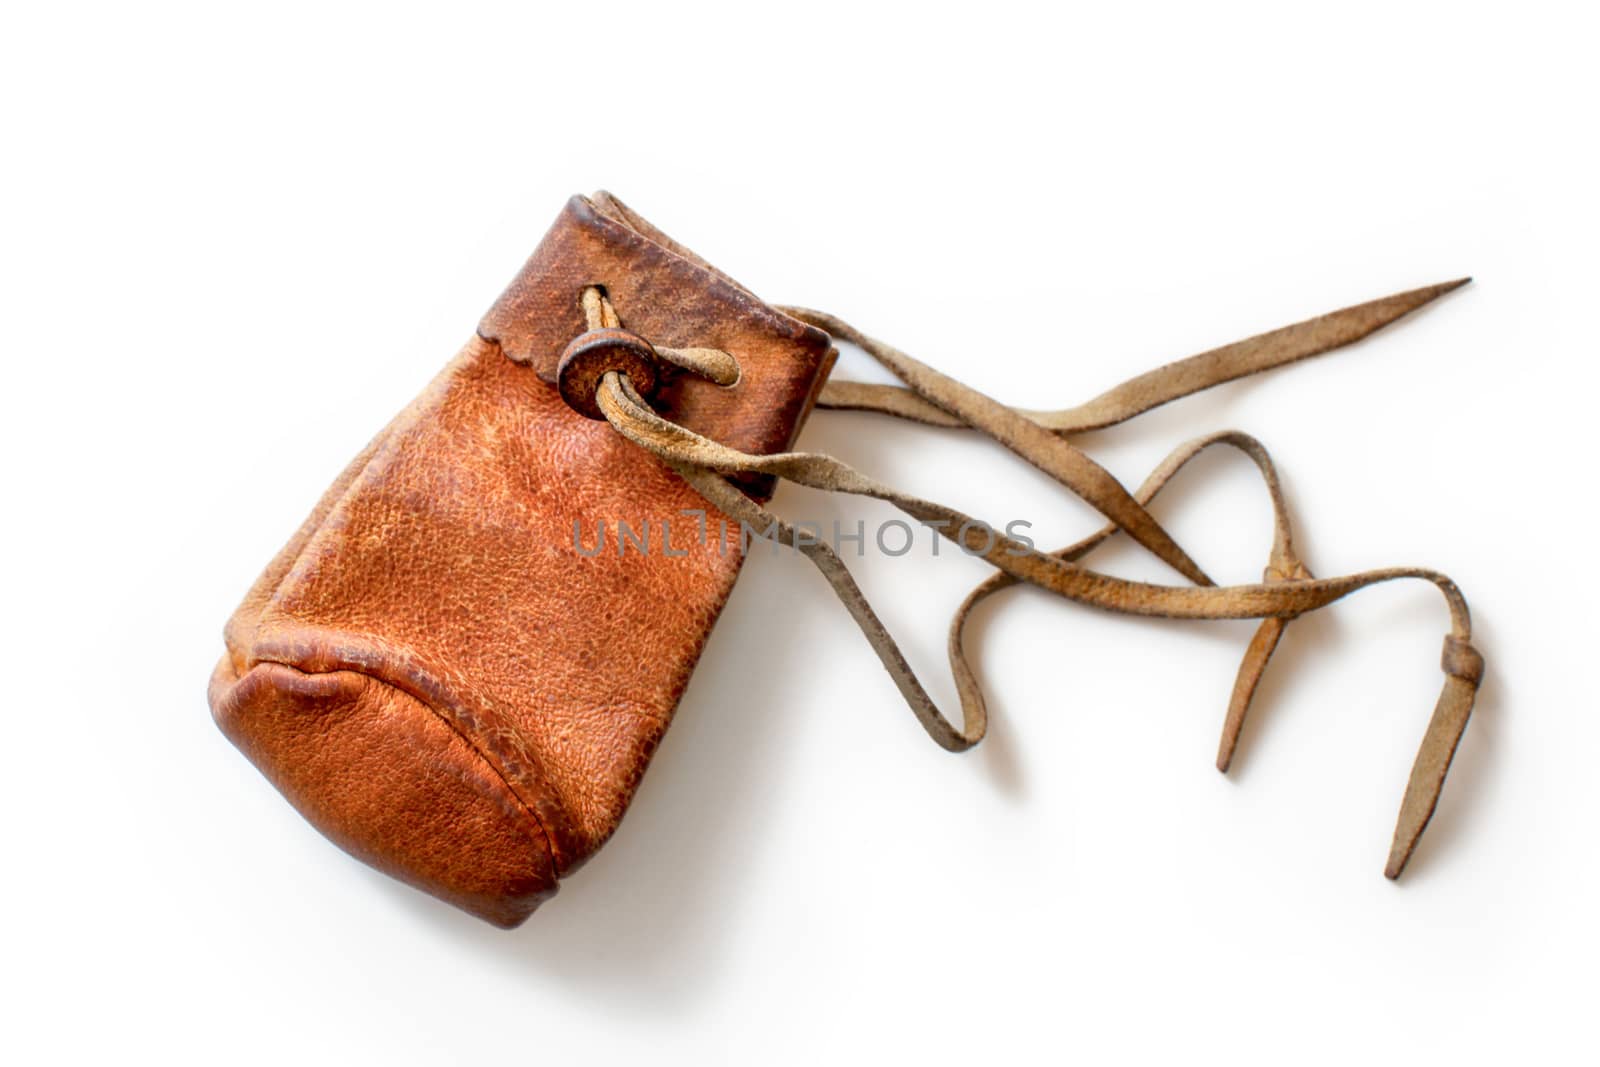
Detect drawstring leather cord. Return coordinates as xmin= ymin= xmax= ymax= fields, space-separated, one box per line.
xmin=561 ymin=282 xmax=1483 ymax=880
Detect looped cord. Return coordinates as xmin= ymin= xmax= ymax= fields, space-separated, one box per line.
xmin=575 ymin=282 xmax=1482 ymax=879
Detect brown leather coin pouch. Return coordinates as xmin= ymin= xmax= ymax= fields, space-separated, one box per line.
xmin=211 ymin=192 xmax=834 ymax=927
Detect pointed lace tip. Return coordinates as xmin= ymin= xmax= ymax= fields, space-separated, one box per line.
xmin=1385 ymin=837 xmax=1418 ymax=880
xmin=1349 ymin=276 xmax=1473 ymax=339
xmin=1408 ymin=277 xmax=1471 ymax=308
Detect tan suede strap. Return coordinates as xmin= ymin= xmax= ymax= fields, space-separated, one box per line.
xmin=565 ymin=283 xmax=1481 ymax=880
xmin=802 ymin=279 xmax=1467 ymax=433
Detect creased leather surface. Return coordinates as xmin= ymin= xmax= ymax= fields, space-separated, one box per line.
xmin=482 ymin=193 xmax=834 ymax=465
xmin=211 ymin=195 xmax=834 ymax=927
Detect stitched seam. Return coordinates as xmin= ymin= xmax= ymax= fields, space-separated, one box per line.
xmin=246 ymin=655 xmax=563 ymax=880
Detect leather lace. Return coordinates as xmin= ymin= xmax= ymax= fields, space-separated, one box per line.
xmin=570 ymin=282 xmax=1482 ymax=880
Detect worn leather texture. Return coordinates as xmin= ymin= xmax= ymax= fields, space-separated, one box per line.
xmin=210 ymin=193 xmax=835 ymax=927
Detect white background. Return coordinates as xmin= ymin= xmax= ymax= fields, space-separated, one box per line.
xmin=4 ymin=2 xmax=1596 ymax=1063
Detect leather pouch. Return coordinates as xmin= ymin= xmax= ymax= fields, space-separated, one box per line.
xmin=210 ymin=193 xmax=834 ymax=927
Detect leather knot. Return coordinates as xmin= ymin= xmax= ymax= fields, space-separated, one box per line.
xmin=1263 ymin=560 xmax=1312 ymax=583
xmin=1441 ymin=634 xmax=1485 ymax=685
